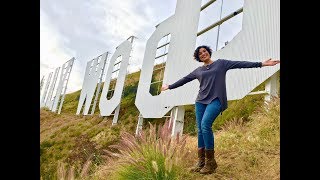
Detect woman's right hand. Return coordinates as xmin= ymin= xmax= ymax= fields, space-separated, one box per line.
xmin=161 ymin=84 xmax=169 ymax=91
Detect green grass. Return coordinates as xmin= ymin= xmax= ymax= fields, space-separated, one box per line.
xmin=41 ymin=65 xmax=279 ymax=179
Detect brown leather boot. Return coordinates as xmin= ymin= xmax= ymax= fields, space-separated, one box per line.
xmin=189 ymin=148 xmax=205 ymax=172
xmin=199 ymin=149 xmax=217 ymax=174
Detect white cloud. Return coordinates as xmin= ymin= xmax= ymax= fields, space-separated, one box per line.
xmin=40 ymin=0 xmax=173 ymax=94
xmin=40 ymin=0 xmax=243 ymax=94
xmin=40 ymin=9 xmax=83 ymax=93
xmin=40 ymin=10 xmax=71 ymax=74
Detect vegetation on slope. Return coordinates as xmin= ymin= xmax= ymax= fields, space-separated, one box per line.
xmin=40 ymin=66 xmax=279 ymax=179
xmin=53 ymin=97 xmax=279 ymax=179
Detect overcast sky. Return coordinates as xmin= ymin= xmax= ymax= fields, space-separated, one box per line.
xmin=40 ymin=0 xmax=243 ymax=94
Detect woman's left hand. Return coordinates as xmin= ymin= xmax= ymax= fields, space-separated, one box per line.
xmin=262 ymin=58 xmax=280 ymax=66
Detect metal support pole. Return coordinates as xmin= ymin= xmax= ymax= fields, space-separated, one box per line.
xmin=215 ymin=0 xmax=224 ymax=51
xmin=264 ymin=71 xmax=279 ymax=102
xmin=197 ymin=8 xmax=243 ymax=36
xmin=112 ymin=104 xmax=121 ymax=125
xmin=170 ymin=106 xmax=185 ymax=138
xmin=135 ymin=113 xmax=144 ymax=136
xmin=201 ymin=0 xmax=217 ymax=11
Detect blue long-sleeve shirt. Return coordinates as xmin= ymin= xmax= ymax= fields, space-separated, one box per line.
xmin=168 ymin=59 xmax=262 ymax=112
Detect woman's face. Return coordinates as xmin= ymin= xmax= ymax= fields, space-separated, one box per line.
xmin=198 ymin=48 xmax=210 ymax=62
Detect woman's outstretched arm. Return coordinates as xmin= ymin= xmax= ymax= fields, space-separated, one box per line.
xmin=161 ymin=70 xmax=197 ymax=91
xmin=261 ymin=58 xmax=280 ymax=67
xmin=223 ymin=58 xmax=280 ymax=70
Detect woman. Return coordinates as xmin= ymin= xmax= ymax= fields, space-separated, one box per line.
xmin=161 ymin=45 xmax=280 ymax=174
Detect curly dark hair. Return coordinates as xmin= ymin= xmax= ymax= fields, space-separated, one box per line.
xmin=193 ymin=45 xmax=212 ymax=62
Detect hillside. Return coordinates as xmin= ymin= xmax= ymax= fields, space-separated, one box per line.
xmin=40 ymin=67 xmax=280 ymax=179
xmin=91 ymin=97 xmax=280 ymax=179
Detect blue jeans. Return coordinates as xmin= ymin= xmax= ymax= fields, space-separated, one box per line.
xmin=195 ymin=98 xmax=221 ymax=150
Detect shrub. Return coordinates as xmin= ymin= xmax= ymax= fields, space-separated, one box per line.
xmin=104 ymin=120 xmax=189 ymax=179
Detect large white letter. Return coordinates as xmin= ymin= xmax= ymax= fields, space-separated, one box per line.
xmin=135 ymin=0 xmax=202 ymax=118
xmin=99 ymin=40 xmax=132 ymax=116
xmin=211 ymin=0 xmax=280 ymax=100
xmin=44 ymin=67 xmax=60 ymax=110
xmin=136 ymin=0 xmax=280 ymax=118
xmin=40 ymin=72 xmax=52 ymax=108
xmin=76 ymin=53 xmax=108 ymax=115
xmin=52 ymin=58 xmax=75 ymax=113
